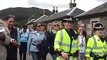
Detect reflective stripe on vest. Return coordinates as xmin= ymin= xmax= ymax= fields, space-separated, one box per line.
xmin=56 ymin=56 xmax=77 ymax=60
xmin=55 ymin=40 xmax=78 ymax=49
xmin=87 ymin=37 xmax=106 ymax=56
xmin=58 ymin=29 xmax=78 ymax=53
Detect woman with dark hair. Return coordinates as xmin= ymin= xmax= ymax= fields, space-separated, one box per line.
xmin=19 ymin=24 xmax=29 ymax=60
xmin=39 ymin=23 xmax=48 ymax=60
xmin=78 ymin=23 xmax=87 ymax=60
xmin=27 ymin=23 xmax=46 ymax=60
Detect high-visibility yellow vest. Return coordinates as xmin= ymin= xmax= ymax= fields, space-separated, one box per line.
xmin=85 ymin=35 xmax=107 ymax=58
xmin=54 ymin=29 xmax=79 ymax=54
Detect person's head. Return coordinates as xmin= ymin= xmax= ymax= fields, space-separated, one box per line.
xmin=78 ymin=23 xmax=86 ymax=35
xmin=40 ymin=23 xmax=47 ymax=32
xmin=4 ymin=15 xmax=15 ymax=28
xmin=62 ymin=18 xmax=74 ymax=30
xmin=22 ymin=24 xmax=27 ymax=31
xmin=52 ymin=21 xmax=60 ymax=31
xmin=93 ymin=23 xmax=104 ymax=37
xmin=33 ymin=23 xmax=41 ymax=31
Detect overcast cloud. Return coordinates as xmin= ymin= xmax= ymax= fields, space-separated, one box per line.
xmin=96 ymin=0 xmax=107 ymax=2
xmin=27 ymin=0 xmax=105 ymax=11
xmin=0 ymin=0 xmax=106 ymax=12
xmin=28 ymin=1 xmax=68 ymax=8
xmin=27 ymin=0 xmax=69 ymax=11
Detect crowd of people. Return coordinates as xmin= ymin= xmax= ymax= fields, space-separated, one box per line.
xmin=0 ymin=14 xmax=107 ymax=60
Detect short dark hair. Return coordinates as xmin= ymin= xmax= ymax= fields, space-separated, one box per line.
xmin=4 ymin=15 xmax=15 ymax=21
xmin=33 ymin=23 xmax=38 ymax=30
xmin=22 ymin=24 xmax=27 ymax=29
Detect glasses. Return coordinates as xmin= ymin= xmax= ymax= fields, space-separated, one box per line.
xmin=54 ymin=25 xmax=59 ymax=26
xmin=37 ymin=25 xmax=41 ymax=27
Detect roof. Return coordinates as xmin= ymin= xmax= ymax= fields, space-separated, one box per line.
xmin=33 ymin=15 xmax=48 ymax=22
xmin=76 ymin=2 xmax=107 ymax=17
xmin=38 ymin=7 xmax=84 ymax=22
xmin=26 ymin=15 xmax=48 ymax=24
xmin=26 ymin=19 xmax=36 ymax=25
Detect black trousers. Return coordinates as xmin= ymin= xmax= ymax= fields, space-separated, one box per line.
xmin=19 ymin=42 xmax=27 ymax=60
xmin=6 ymin=57 xmax=17 ymax=60
xmin=6 ymin=44 xmax=17 ymax=60
xmin=41 ymin=54 xmax=47 ymax=60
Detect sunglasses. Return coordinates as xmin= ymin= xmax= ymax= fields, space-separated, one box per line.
xmin=54 ymin=25 xmax=59 ymax=26
xmin=37 ymin=25 xmax=41 ymax=27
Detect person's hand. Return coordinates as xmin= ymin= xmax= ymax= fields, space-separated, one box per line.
xmin=86 ymin=58 xmax=90 ymax=60
xmin=61 ymin=52 xmax=69 ymax=59
xmin=0 ymin=32 xmax=5 ymax=41
xmin=10 ymin=39 xmax=20 ymax=48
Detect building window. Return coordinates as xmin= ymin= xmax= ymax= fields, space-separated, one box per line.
xmin=91 ymin=21 xmax=99 ymax=28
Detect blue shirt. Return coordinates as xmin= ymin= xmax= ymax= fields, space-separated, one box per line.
xmin=19 ymin=31 xmax=29 ymax=42
xmin=27 ymin=30 xmax=45 ymax=53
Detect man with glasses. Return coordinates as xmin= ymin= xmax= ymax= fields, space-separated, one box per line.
xmin=54 ymin=18 xmax=79 ymax=60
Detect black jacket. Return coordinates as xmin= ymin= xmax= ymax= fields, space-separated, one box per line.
xmin=6 ymin=27 xmax=18 ymax=58
xmin=47 ymin=31 xmax=57 ymax=55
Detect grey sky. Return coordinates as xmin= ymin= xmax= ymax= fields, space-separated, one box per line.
xmin=0 ymin=0 xmax=106 ymax=12
xmin=96 ymin=0 xmax=107 ymax=2
xmin=28 ymin=0 xmax=68 ymax=7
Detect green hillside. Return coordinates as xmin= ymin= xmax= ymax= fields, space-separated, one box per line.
xmin=0 ymin=7 xmax=52 ymax=24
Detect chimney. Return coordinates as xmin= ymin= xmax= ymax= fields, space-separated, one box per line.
xmin=52 ymin=6 xmax=55 ymax=14
xmin=69 ymin=0 xmax=73 ymax=8
xmin=72 ymin=0 xmax=76 ymax=7
xmin=55 ymin=7 xmax=58 ymax=13
xmin=69 ymin=0 xmax=76 ymax=8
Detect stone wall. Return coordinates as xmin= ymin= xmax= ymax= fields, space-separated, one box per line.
xmin=100 ymin=16 xmax=107 ymax=29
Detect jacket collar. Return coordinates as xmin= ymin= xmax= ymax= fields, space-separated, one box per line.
xmin=94 ymin=35 xmax=100 ymax=41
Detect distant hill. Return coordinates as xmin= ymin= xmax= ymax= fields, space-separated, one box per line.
xmin=0 ymin=7 xmax=52 ymax=24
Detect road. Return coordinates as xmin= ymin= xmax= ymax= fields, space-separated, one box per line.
xmin=26 ymin=53 xmax=52 ymax=60
xmin=17 ymin=49 xmax=52 ymax=60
